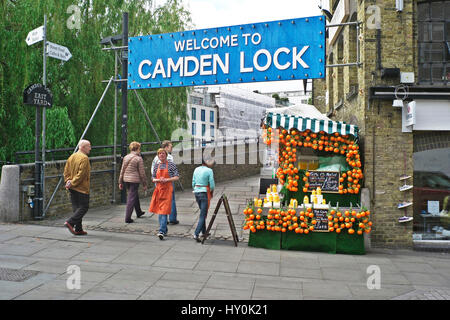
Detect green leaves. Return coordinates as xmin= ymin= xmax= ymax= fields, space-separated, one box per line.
xmin=0 ymin=0 xmax=191 ymax=163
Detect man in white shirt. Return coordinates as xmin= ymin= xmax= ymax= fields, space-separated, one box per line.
xmin=151 ymin=140 xmax=178 ymax=224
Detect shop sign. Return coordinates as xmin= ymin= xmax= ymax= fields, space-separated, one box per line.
xmin=23 ymin=83 xmax=53 ymax=107
xmin=312 ymin=208 xmax=329 ymax=232
xmin=307 ymin=171 xmax=340 ymax=193
xmin=405 ymin=101 xmax=416 ymax=127
xmin=128 ymin=16 xmax=326 ymax=89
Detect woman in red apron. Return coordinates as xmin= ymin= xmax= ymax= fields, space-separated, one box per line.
xmin=149 ymin=148 xmax=179 ymax=240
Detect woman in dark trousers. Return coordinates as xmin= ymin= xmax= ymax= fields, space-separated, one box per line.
xmin=118 ymin=141 xmax=147 ymax=223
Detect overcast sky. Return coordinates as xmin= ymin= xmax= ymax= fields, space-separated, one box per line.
xmin=154 ymin=0 xmax=325 ymax=94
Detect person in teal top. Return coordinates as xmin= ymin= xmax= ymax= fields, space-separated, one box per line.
xmin=192 ymin=158 xmax=215 ymax=242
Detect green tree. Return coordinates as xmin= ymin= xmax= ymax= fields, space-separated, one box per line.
xmin=45 ymin=107 xmax=76 ymax=150
xmin=0 ymin=0 xmax=191 ymax=164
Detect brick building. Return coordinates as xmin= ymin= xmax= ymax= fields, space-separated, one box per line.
xmin=312 ymin=0 xmax=450 ymax=248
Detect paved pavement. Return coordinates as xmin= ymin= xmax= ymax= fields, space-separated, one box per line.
xmin=0 ymin=175 xmax=449 ymax=300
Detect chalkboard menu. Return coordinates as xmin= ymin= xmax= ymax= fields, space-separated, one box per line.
xmin=307 ymin=171 xmax=340 ymax=193
xmin=312 ymin=208 xmax=329 ymax=232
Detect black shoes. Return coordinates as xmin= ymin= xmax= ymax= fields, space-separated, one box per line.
xmin=137 ymin=211 xmax=145 ymax=218
xmin=125 ymin=219 xmax=134 ymax=223
xmin=169 ymin=220 xmax=179 ymax=225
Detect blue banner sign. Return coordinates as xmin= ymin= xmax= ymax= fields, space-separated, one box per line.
xmin=128 ymin=15 xmax=325 ymax=89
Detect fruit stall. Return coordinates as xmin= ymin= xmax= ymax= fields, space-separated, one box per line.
xmin=244 ymin=108 xmax=372 ymax=254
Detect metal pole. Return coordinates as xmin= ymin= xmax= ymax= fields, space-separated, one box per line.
xmin=43 ymin=77 xmax=114 ymax=215
xmin=113 ymin=50 xmax=118 ymax=203
xmin=121 ymin=12 xmax=128 ymax=204
xmin=41 ymin=14 xmax=47 ymax=219
xmin=356 ymin=22 xmax=361 ymax=67
xmin=34 ymin=109 xmax=42 ymax=219
xmin=133 ymin=90 xmax=161 ymax=143
xmin=34 ymin=15 xmax=47 ymax=220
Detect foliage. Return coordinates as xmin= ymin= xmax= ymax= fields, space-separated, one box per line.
xmin=0 ymin=0 xmax=191 ymax=164
xmin=45 ymin=106 xmax=76 ymax=150
xmin=272 ymin=93 xmax=289 ymax=105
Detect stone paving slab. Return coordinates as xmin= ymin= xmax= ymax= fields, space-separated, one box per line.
xmin=1 ymin=175 xmax=450 ymax=301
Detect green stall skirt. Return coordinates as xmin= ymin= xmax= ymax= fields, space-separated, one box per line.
xmin=281 ymin=231 xmax=337 ymax=254
xmin=248 ymin=229 xmax=281 ymax=250
xmin=248 ymin=230 xmax=366 ymax=255
xmin=336 ymin=232 xmax=365 ymax=255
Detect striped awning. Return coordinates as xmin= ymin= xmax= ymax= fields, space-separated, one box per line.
xmin=266 ymin=112 xmax=359 ymax=138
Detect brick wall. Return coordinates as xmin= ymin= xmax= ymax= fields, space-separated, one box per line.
xmin=18 ymin=142 xmax=262 ymax=221
xmin=311 ymin=0 xmax=419 ymax=248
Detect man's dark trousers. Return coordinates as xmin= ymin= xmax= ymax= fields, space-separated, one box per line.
xmin=67 ymin=189 xmax=89 ymax=232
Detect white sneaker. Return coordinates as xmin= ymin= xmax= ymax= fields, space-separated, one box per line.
xmin=157 ymin=232 xmax=164 ymax=240
xmin=398 ymin=216 xmax=413 ymax=223
xmin=398 ymin=201 xmax=413 ymax=209
xmin=399 ymin=175 xmax=412 ymax=181
xmin=399 ymin=185 xmax=413 ymax=192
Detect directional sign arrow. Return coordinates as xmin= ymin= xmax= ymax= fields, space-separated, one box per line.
xmin=26 ymin=26 xmax=44 ymax=46
xmin=46 ymin=41 xmax=72 ymax=61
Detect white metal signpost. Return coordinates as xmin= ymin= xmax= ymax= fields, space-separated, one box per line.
xmin=46 ymin=41 xmax=72 ymax=62
xmin=25 ymin=16 xmax=72 ymax=220
xmin=25 ymin=26 xmax=44 ymax=46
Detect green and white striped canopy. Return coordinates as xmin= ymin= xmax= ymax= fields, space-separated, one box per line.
xmin=266 ymin=112 xmax=359 ymax=138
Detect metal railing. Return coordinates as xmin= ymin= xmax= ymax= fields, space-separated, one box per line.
xmin=13 ymin=136 xmax=260 ymax=164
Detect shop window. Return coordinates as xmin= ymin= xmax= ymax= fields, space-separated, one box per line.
xmin=417 ymin=0 xmax=450 ymax=85
xmin=413 ymin=143 xmax=450 ymax=240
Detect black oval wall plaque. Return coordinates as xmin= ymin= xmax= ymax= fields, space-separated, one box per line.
xmin=23 ymin=83 xmax=53 ymax=107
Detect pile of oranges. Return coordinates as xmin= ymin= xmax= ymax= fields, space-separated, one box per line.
xmin=261 ymin=127 xmax=279 ymax=146
xmin=242 ymin=205 xmax=372 ymax=236
xmin=262 ymin=126 xmax=362 ymax=194
xmin=326 ymin=209 xmax=372 ymax=234
xmin=243 ymin=206 xmax=318 ymax=234
xmin=339 ymin=168 xmax=364 ymax=194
